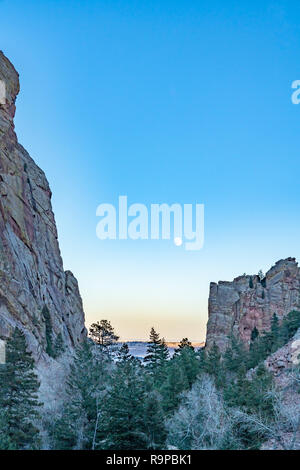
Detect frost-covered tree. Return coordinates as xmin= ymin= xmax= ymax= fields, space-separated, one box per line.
xmin=167 ymin=375 xmax=238 ymax=450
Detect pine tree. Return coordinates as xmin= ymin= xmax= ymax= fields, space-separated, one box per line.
xmin=53 ymin=332 xmax=66 ymax=358
xmin=161 ymin=359 xmax=186 ymax=414
xmin=248 ymin=330 xmax=271 ymax=369
xmin=280 ymin=310 xmax=300 ymax=341
xmin=0 ymin=327 xmax=42 ymax=449
xmin=258 ymin=270 xmax=264 ymax=281
xmin=143 ymin=390 xmax=167 ymax=449
xmin=117 ymin=343 xmax=132 ymax=362
xmin=144 ymin=327 xmax=161 ymax=369
xmin=174 ymin=340 xmax=200 ymax=388
xmin=224 ymin=336 xmax=247 ymax=374
xmin=144 ymin=328 xmax=169 ymax=386
xmin=261 ymin=277 xmax=267 ymax=288
xmin=156 ymin=337 xmax=170 ymax=383
xmin=224 ymin=364 xmax=274 ymax=449
xmin=175 ymin=338 xmax=193 ymax=352
xmin=225 ymin=364 xmax=273 ymax=416
xmin=250 ymin=364 xmax=274 ymax=418
xmin=0 ymin=411 xmax=14 ymax=450
xmin=198 ymin=347 xmax=207 ymax=370
xmin=97 ymin=351 xmax=148 ymax=449
xmin=50 ymin=408 xmax=78 ymax=450
xmin=202 ymin=343 xmax=224 ymax=387
xmin=250 ymin=327 xmax=259 ymax=343
xmin=51 ymin=339 xmax=109 ymax=449
xmin=89 ymin=320 xmax=119 ymax=350
xmin=279 ymin=316 xmax=290 ymax=346
xmin=270 ymin=313 xmax=280 ymax=352
xmin=223 ymin=346 xmax=234 ymax=369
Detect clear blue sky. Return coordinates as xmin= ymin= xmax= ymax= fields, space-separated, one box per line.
xmin=1 ymin=0 xmax=300 ymax=341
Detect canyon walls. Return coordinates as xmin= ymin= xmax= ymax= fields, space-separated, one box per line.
xmin=206 ymin=258 xmax=300 ymax=351
xmin=0 ymin=51 xmax=87 ymax=403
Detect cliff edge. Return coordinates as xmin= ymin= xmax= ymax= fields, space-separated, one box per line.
xmin=206 ymin=257 xmax=300 ymax=351
xmin=0 ymin=51 xmax=87 ymax=403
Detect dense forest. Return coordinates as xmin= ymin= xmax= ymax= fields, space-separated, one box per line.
xmin=0 ymin=312 xmax=300 ymax=450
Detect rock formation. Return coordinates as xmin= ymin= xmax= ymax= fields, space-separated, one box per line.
xmin=206 ymin=257 xmax=300 ymax=351
xmin=264 ymin=328 xmax=300 ymax=376
xmin=0 ymin=51 xmax=86 ymax=403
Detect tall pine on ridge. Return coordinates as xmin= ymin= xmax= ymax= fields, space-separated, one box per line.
xmin=0 ymin=327 xmax=42 ymax=449
xmin=144 ymin=328 xmax=169 ymax=387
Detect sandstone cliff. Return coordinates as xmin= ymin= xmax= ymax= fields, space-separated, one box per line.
xmin=0 ymin=51 xmax=87 ymax=402
xmin=206 ymin=257 xmax=300 ymax=351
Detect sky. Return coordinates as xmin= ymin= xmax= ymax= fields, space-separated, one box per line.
xmin=1 ymin=0 xmax=300 ymax=341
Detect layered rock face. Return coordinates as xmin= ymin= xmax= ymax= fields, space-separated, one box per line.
xmin=206 ymin=258 xmax=300 ymax=351
xmin=0 ymin=51 xmax=86 ymax=400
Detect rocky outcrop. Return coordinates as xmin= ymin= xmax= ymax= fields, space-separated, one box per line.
xmin=264 ymin=328 xmax=300 ymax=376
xmin=206 ymin=258 xmax=300 ymax=351
xmin=0 ymin=51 xmax=87 ymax=402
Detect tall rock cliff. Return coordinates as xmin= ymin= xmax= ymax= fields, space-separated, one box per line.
xmin=206 ymin=257 xmax=300 ymax=351
xmin=0 ymin=51 xmax=86 ymax=402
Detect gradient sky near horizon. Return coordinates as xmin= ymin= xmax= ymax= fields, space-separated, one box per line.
xmin=1 ymin=0 xmax=300 ymax=341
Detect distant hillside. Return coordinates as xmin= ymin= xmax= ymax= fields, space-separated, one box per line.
xmin=165 ymin=341 xmax=205 ymax=349
xmin=122 ymin=341 xmax=204 ymax=359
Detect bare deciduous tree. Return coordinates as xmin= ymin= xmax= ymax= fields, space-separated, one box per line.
xmin=167 ymin=375 xmax=238 ymax=450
